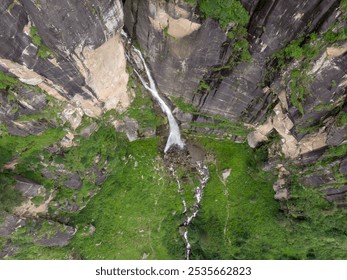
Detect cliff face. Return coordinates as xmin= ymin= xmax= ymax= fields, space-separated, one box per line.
xmin=0 ymin=0 xmax=129 ymax=116
xmin=124 ymin=0 xmax=343 ymax=119
xmin=0 ymin=0 xmax=346 ymax=259
xmin=124 ymin=0 xmax=347 ymax=207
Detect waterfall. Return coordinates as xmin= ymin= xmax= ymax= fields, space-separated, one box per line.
xmin=121 ymin=30 xmax=209 ymax=260
xmin=121 ymin=30 xmax=185 ymax=153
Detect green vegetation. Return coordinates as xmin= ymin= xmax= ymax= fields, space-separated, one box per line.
xmin=172 ymin=97 xmax=198 ymax=113
xmin=198 ymin=80 xmax=210 ymax=91
xmin=4 ymin=224 xmax=73 ymax=260
xmin=29 ymin=26 xmax=56 ymax=59
xmin=163 ymin=25 xmax=170 ymax=38
xmin=127 ymin=87 xmax=164 ymax=131
xmin=288 ymin=69 xmax=313 ymax=115
xmin=198 ymin=0 xmax=249 ymax=27
xmin=0 ymin=72 xmax=20 ymax=90
xmin=31 ymin=196 xmax=45 ymax=206
xmin=0 ymin=175 xmax=23 ymax=222
xmin=188 ymin=139 xmax=347 ymax=259
xmin=70 ymin=138 xmax=184 ymax=259
xmin=1 ymin=130 xmax=346 ymax=259
xmin=191 ymin=0 xmax=251 ymax=66
xmin=325 ymin=144 xmax=347 ymax=160
xmin=265 ymin=1 xmax=347 ymax=113
xmin=171 ymin=97 xmax=250 ymax=137
xmin=337 ymin=112 xmax=347 ymax=126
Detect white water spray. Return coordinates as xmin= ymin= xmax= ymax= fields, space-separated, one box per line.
xmin=122 ymin=30 xmax=185 ymax=152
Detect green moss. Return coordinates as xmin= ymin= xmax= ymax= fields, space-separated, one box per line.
xmin=288 ymin=69 xmax=313 ymax=115
xmin=197 ymin=80 xmax=210 ymax=91
xmin=31 ymin=196 xmax=45 ymax=206
xmin=163 ymin=25 xmax=170 ymax=38
xmin=185 ymin=0 xmax=197 ymax=6
xmin=0 ymin=72 xmax=20 ymax=90
xmin=29 ymin=26 xmax=56 ymax=59
xmin=325 ymin=144 xmax=347 ymax=159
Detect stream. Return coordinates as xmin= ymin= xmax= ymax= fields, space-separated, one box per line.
xmin=121 ymin=30 xmax=209 ymax=259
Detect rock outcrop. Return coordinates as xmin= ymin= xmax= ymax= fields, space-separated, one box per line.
xmin=0 ymin=0 xmax=129 ymax=115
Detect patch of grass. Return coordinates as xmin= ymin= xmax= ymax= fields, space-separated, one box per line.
xmin=172 ymin=97 xmax=198 ymax=113
xmin=325 ymin=144 xmax=347 ymax=160
xmin=0 ymin=128 xmax=65 ymax=167
xmin=31 ymin=196 xmax=45 ymax=206
xmin=0 ymin=72 xmax=20 ymax=90
xmin=336 ymin=112 xmax=347 ymax=127
xmin=127 ymin=86 xmax=164 ymax=131
xmin=63 ymin=125 xmax=123 ymax=174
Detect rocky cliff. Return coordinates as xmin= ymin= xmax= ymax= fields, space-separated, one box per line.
xmin=124 ymin=0 xmax=347 ymax=207
xmin=0 ymin=0 xmax=346 ymax=259
xmin=0 ymin=0 xmax=129 ymax=117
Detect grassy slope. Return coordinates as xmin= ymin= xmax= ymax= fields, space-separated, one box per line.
xmin=190 ymin=139 xmax=347 ymax=259
xmin=70 ymin=138 xmax=184 ymax=260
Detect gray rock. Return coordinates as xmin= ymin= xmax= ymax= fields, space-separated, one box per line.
xmin=125 ymin=0 xmax=341 ymax=124
xmin=274 ymin=188 xmax=289 ymax=201
xmin=80 ymin=122 xmax=98 ymax=139
xmin=186 ymin=141 xmax=205 ymax=162
xmin=173 ymin=108 xmax=193 ymax=123
xmin=124 ymin=117 xmax=139 ymax=142
xmin=0 ymin=215 xmax=26 ymax=237
xmin=326 ymin=126 xmax=347 ymax=146
xmin=64 ymin=173 xmax=83 ymax=190
xmin=141 ymin=127 xmax=156 ymax=138
xmin=340 ymin=157 xmax=347 ymax=176
xmin=301 ymin=173 xmax=333 ymax=188
xmin=0 ymin=241 xmax=20 ymax=259
xmin=14 ymin=176 xmax=44 ymax=198
xmin=82 ymin=224 xmax=96 ymax=237
xmin=34 ymin=221 xmax=75 ymax=247
xmin=0 ymin=0 xmax=124 ymax=104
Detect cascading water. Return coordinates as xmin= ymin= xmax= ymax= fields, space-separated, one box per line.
xmin=121 ymin=30 xmax=209 ymax=259
xmin=121 ymin=30 xmax=184 ymax=153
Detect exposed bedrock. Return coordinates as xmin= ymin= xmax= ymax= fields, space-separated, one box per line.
xmin=124 ymin=0 xmax=341 ymax=122
xmin=0 ymin=0 xmax=129 ymax=116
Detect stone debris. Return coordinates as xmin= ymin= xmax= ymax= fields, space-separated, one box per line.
xmin=273 ymin=165 xmax=290 ymax=201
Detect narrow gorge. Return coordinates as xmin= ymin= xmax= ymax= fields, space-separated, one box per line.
xmin=0 ymin=0 xmax=346 ymax=260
